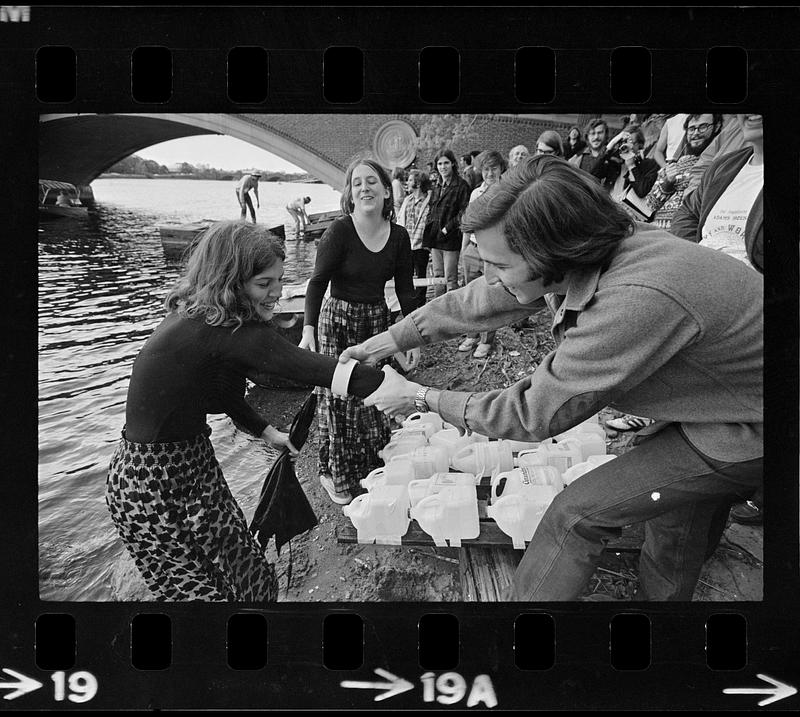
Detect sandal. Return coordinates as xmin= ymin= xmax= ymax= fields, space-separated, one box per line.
xmin=604 ymin=415 xmax=654 ymax=432
xmin=319 ymin=475 xmax=353 ymax=506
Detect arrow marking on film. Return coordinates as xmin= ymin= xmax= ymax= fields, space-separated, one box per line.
xmin=723 ymin=673 xmax=797 ymax=707
xmin=0 ymin=668 xmax=43 ymax=701
xmin=341 ymin=668 xmax=414 ymax=702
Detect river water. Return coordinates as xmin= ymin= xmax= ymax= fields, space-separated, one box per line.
xmin=38 ymin=178 xmax=341 ymax=601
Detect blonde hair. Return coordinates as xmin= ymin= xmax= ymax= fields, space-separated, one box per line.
xmin=164 ymin=221 xmax=285 ymax=329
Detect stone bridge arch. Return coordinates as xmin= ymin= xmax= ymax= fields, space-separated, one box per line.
xmin=39 ymin=112 xmax=613 ymax=190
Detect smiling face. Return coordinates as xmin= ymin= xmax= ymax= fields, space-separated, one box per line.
xmin=737 ymin=113 xmax=763 ymax=144
xmin=481 ymin=162 xmax=502 ymax=186
xmin=243 ymin=260 xmax=284 ymax=321
xmin=568 ymin=129 xmax=580 ymax=144
xmin=685 ymin=113 xmax=716 ymax=151
xmin=587 ymin=123 xmax=607 ymax=151
xmin=437 ymin=156 xmax=454 ymax=181
xmin=474 ymin=223 xmax=553 ymax=304
xmin=508 ymin=145 xmax=529 ymax=168
xmin=351 ymin=163 xmax=390 ymax=214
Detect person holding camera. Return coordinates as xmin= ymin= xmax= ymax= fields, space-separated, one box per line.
xmin=606 ymin=127 xmax=660 ymax=206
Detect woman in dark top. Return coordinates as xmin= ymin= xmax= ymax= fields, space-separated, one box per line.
xmin=300 ymin=159 xmax=416 ymax=504
xmin=563 ymin=125 xmax=586 ymax=161
xmin=106 ymin=221 xmax=385 ymax=602
xmin=422 ymin=148 xmax=472 ymax=298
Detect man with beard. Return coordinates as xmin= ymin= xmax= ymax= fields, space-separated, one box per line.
xmin=644 ymin=114 xmax=724 ymax=230
xmin=568 ymin=118 xmax=619 ymax=190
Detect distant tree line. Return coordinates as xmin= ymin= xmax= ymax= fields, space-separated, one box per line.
xmin=103 ymin=154 xmax=311 ymax=182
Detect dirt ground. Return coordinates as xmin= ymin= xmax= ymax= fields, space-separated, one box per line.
xmin=248 ymin=307 xmax=763 ymax=602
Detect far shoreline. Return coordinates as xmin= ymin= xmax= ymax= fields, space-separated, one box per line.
xmin=96 ymin=173 xmax=322 ymax=183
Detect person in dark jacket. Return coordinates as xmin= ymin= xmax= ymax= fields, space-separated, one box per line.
xmin=422 ymin=148 xmax=472 ymax=298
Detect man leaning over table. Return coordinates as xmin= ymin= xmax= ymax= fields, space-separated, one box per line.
xmin=340 ymin=155 xmax=763 ymax=602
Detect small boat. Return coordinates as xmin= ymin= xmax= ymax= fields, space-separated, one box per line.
xmin=38 ymin=179 xmax=88 ymax=220
xmin=158 ymin=220 xmax=287 ymax=256
xmin=302 ymin=209 xmax=342 ymax=239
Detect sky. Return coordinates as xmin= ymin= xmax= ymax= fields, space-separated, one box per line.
xmin=135 ymin=135 xmax=304 ymax=173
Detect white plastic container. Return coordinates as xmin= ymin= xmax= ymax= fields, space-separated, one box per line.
xmin=503 ymin=439 xmax=544 ymax=453
xmin=490 ymin=464 xmax=564 ymax=503
xmin=407 ymin=472 xmax=478 ymax=508
xmin=429 ymin=428 xmax=489 ymax=460
xmin=554 ymin=427 xmax=606 ymax=462
xmin=380 ymin=433 xmax=429 ymax=462
xmin=410 ymin=484 xmax=480 ymax=547
xmin=342 ymin=485 xmax=411 ymax=545
xmin=486 ymin=486 xmax=559 ymax=549
xmin=360 ymin=459 xmax=417 ymax=491
xmin=451 ymin=439 xmax=515 ymax=477
xmin=402 ymin=412 xmax=449 ymax=434
xmin=527 ymin=438 xmax=583 ymax=475
xmin=391 ymin=444 xmax=450 ymax=480
xmin=562 ymin=454 xmax=618 ymax=486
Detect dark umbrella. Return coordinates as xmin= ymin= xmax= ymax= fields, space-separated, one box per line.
xmin=249 ymin=392 xmax=319 ymax=557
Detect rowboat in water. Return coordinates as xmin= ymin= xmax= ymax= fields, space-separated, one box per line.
xmin=158 ymin=220 xmax=287 ymax=256
xmin=38 ymin=179 xmax=89 ymax=220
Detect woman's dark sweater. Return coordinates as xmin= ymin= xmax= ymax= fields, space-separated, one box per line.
xmin=124 ymin=312 xmax=385 ymax=443
xmin=303 ymin=215 xmax=416 ymax=328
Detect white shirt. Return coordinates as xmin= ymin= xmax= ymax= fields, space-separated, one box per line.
xmin=700 ymin=159 xmax=763 ymax=269
xmin=665 ymin=114 xmax=689 ymax=161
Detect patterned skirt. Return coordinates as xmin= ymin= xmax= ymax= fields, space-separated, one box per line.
xmin=105 ymin=427 xmax=277 ymax=602
xmin=315 ymin=296 xmax=393 ymax=493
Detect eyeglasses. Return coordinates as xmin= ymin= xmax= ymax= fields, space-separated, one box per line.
xmin=687 ymin=123 xmax=712 ymax=135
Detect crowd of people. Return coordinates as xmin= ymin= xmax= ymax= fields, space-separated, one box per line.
xmin=106 ymin=113 xmax=764 ymax=604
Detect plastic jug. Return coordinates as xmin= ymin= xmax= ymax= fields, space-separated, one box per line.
xmin=555 ymin=417 xmax=605 ymax=441
xmin=410 ymin=485 xmax=480 ymax=547
xmin=562 ymin=454 xmax=617 ymax=486
xmin=402 ymin=412 xmax=449 ymax=434
xmin=360 ymin=459 xmax=416 ymax=491
xmin=380 ymin=433 xmax=429 ymax=462
xmin=490 ymin=464 xmax=563 ymax=503
xmin=429 ymin=428 xmax=489 ymax=460
xmin=451 ymin=440 xmax=515 ymax=477
xmin=527 ymin=438 xmax=583 ymax=475
xmin=389 ymin=425 xmax=431 ymax=441
xmin=342 ymin=485 xmax=411 ymax=544
xmin=391 ymin=444 xmax=450 ymax=480
xmin=503 ymin=439 xmax=544 ymax=453
xmin=554 ymin=427 xmax=606 ymax=462
xmin=407 ymin=472 xmax=478 ymax=508
xmin=486 ymin=486 xmax=559 ymax=549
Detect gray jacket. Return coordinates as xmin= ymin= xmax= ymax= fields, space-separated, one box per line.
xmin=390 ymin=225 xmax=763 ymax=462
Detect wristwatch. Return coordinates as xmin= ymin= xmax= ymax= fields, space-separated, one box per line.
xmin=414 ymin=385 xmax=431 ymax=413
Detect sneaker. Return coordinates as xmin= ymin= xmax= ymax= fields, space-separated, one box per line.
xmin=319 ymin=475 xmax=353 ymax=506
xmin=458 ymin=337 xmax=478 ymax=352
xmin=473 ymin=342 xmax=492 ymax=359
xmin=730 ymin=499 xmax=763 ymax=525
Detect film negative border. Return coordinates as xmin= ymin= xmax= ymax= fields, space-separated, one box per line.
xmin=3 ymin=4 xmax=799 ymax=711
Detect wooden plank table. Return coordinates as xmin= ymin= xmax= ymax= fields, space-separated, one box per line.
xmin=336 ymin=478 xmax=644 ymax=601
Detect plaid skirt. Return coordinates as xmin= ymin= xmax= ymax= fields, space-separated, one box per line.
xmin=105 ymin=427 xmax=277 ymax=602
xmin=315 ymin=296 xmax=392 ymax=493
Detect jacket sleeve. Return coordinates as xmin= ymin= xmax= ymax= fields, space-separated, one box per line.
xmin=629 ymin=159 xmax=660 ymax=199
xmin=389 ymin=276 xmax=539 ymax=349
xmin=442 ymin=180 xmax=471 ymax=237
xmin=231 ymin=322 xmax=385 ymax=398
xmin=436 ymin=284 xmax=702 ymax=440
xmin=669 ymin=175 xmax=704 ymax=242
